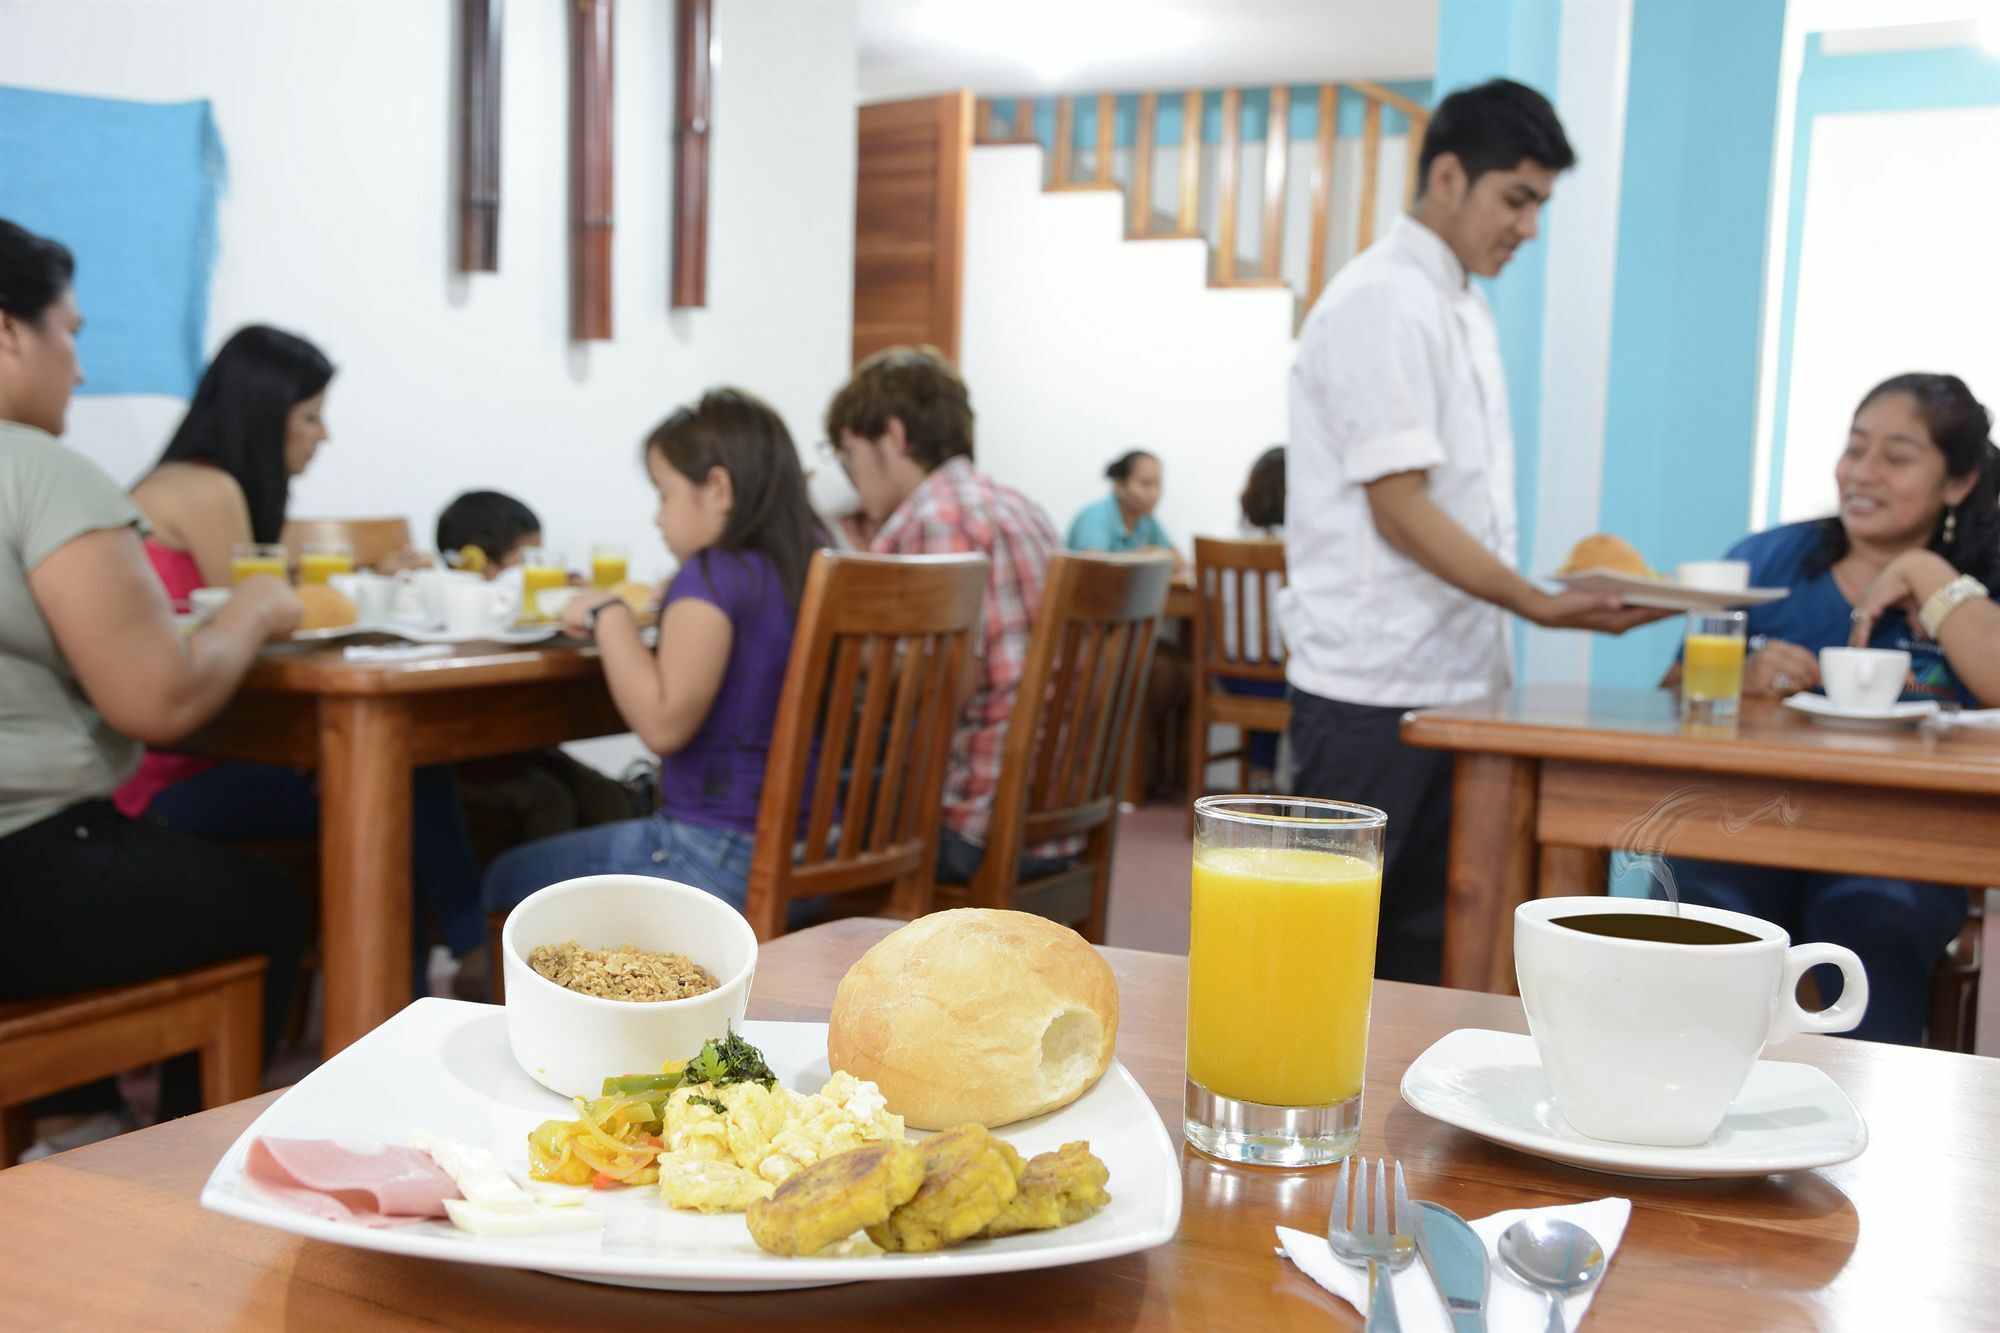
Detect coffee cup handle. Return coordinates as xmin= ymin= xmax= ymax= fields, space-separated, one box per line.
xmin=1771 ymin=942 xmax=1869 ymax=1040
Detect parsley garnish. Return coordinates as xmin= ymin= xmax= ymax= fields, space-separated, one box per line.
xmin=683 ymin=1027 xmax=777 ymax=1090
xmin=687 ymin=1093 xmax=728 ymax=1114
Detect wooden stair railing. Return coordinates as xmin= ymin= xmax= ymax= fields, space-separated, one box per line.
xmin=975 ymin=82 xmax=1431 ymax=320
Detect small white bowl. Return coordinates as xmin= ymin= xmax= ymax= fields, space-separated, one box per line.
xmin=189 ymin=586 xmax=232 ymax=623
xmin=500 ymin=874 xmax=758 ymax=1098
xmin=1675 ymin=559 xmax=1750 ymax=592
xmin=535 ymin=586 xmax=580 ymax=619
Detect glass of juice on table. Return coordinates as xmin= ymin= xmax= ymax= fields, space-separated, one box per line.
xmin=1683 ymin=608 xmax=1747 ymax=723
xmin=590 ymin=542 xmax=628 ymax=589
xmin=517 ymin=546 xmax=567 ymax=622
xmin=298 ymin=542 xmax=354 ymax=585
xmin=229 ymin=542 xmax=288 ymax=584
xmin=1185 ymin=795 xmax=1385 ymax=1166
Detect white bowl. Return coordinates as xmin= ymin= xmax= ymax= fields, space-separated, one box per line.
xmin=535 ymin=586 xmax=580 ymax=618
xmin=500 ymin=875 xmax=758 ymax=1098
xmin=189 ymin=586 xmax=232 ymax=623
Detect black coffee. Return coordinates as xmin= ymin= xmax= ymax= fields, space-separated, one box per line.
xmin=1553 ymin=912 xmax=1759 ymax=946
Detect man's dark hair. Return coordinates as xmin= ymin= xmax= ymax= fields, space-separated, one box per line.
xmin=0 ymin=218 xmax=75 ymax=324
xmin=824 ymin=344 xmax=975 ymax=472
xmin=436 ymin=490 xmax=542 ymax=565
xmin=1416 ymin=79 xmax=1576 ymax=198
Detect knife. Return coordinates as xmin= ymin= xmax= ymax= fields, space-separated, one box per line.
xmin=1414 ymin=1201 xmax=1488 ymax=1333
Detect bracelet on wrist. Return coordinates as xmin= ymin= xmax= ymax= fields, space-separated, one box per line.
xmin=1918 ymin=573 xmax=1987 ymax=639
xmin=586 ymin=599 xmax=634 ymax=633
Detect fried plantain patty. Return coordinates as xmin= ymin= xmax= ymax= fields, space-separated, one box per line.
xmin=978 ymin=1140 xmax=1111 ymax=1238
xmin=866 ymin=1124 xmax=1022 ymax=1253
xmin=745 ymin=1138 xmax=925 ymax=1256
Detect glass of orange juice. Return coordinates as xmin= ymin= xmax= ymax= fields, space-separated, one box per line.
xmin=298 ymin=542 xmax=355 ymax=585
xmin=517 ymin=546 xmax=568 ymax=622
xmin=589 ymin=543 xmax=628 ymax=589
xmin=1185 ymin=795 xmax=1385 ymax=1166
xmin=229 ymin=542 xmax=289 ymax=584
xmin=1682 ymin=609 xmax=1747 ymax=723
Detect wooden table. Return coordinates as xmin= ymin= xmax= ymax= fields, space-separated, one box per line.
xmin=1402 ymin=685 xmax=2000 ymax=992
xmin=172 ymin=638 xmax=625 ymax=1054
xmin=3 ymin=918 xmax=1995 ymax=1329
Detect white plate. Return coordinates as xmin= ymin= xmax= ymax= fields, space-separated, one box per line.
xmin=1553 ymin=569 xmax=1789 ymax=612
xmin=1399 ymin=1028 xmax=1867 ymax=1179
xmin=1782 ymin=693 xmax=1940 ymax=727
xmin=200 ymin=1000 xmax=1179 ymax=1291
xmin=289 ymin=622 xmax=381 ymax=642
xmin=384 ymin=621 xmax=561 ymax=646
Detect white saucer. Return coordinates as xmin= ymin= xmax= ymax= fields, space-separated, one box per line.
xmin=1553 ymin=569 xmax=1789 ymax=612
xmin=1399 ymin=1029 xmax=1868 ymax=1179
xmin=1782 ymin=693 xmax=1939 ymax=727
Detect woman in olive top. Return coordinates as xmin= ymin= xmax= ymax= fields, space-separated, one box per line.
xmin=0 ymin=219 xmax=306 ymax=1136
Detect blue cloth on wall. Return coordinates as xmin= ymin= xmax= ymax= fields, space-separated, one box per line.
xmin=0 ymin=86 xmax=225 ymax=397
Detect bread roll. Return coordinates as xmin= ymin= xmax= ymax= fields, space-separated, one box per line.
xmin=296 ymin=583 xmax=359 ymax=631
xmin=1558 ymin=532 xmax=1650 ymax=577
xmin=828 ymin=910 xmax=1119 ymax=1130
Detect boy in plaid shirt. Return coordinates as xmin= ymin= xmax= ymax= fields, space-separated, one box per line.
xmin=823 ymin=346 xmax=1066 ymax=885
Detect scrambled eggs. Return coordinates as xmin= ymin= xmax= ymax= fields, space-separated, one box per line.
xmin=657 ymin=1072 xmax=904 ymax=1213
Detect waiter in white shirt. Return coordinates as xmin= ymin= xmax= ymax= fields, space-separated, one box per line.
xmin=1282 ymin=79 xmax=1664 ymax=984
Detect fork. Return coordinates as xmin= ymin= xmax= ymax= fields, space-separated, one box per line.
xmin=1326 ymin=1156 xmax=1416 ymax=1333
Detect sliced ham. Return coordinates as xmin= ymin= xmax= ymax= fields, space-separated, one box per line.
xmin=245 ymin=1138 xmax=460 ymax=1227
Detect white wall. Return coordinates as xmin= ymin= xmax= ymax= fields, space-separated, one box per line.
xmin=960 ymin=144 xmax=1294 ymax=546
xmin=0 ymin=0 xmax=857 ymax=586
xmin=1777 ymin=104 xmax=2000 ymax=521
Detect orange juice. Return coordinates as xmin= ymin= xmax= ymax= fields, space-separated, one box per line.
xmin=1684 ymin=633 xmax=1745 ymax=701
xmin=1187 ymin=847 xmax=1381 ymax=1106
xmin=590 ymin=553 xmax=628 ymax=589
xmin=520 ymin=564 xmax=567 ymax=620
xmin=231 ymin=556 xmax=287 ymax=584
xmin=299 ymin=551 xmax=354 ymax=585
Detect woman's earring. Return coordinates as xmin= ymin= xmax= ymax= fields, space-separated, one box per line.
xmin=1943 ymin=507 xmax=1958 ymax=545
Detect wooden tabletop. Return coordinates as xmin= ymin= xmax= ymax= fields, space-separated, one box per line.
xmin=2 ymin=918 xmax=1994 ymax=1329
xmin=1403 ymin=685 xmax=2000 ymax=796
xmin=237 ymin=633 xmax=607 ymax=696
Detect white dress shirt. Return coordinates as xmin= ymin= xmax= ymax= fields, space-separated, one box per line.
xmin=1280 ymin=214 xmax=1518 ymax=708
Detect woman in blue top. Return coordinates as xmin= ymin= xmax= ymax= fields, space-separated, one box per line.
xmin=1660 ymin=373 xmax=2000 ymax=1044
xmin=1067 ymin=450 xmax=1185 ymax=572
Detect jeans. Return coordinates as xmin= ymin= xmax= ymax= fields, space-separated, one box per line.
xmin=1660 ymin=856 xmax=1968 ymax=1045
xmin=484 ymin=811 xmax=757 ymax=916
xmin=1289 ymin=689 xmax=1453 ymax=985
xmin=1217 ymin=676 xmax=1287 ymax=771
xmin=935 ymin=827 xmax=1074 ymax=886
xmin=143 ymin=761 xmax=485 ymax=959
xmin=0 ymin=801 xmax=307 ymax=1120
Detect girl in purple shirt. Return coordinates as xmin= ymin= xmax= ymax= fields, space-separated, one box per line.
xmin=482 ymin=390 xmax=820 ymax=915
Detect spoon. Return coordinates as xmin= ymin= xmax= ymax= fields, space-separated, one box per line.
xmin=1497 ymin=1217 xmax=1606 ymax=1333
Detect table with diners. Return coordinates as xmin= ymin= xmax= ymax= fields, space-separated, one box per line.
xmin=1 ymin=917 xmax=1993 ymax=1328
xmin=1402 ymin=685 xmax=2000 ymax=994
xmin=170 ymin=637 xmax=627 ymax=1055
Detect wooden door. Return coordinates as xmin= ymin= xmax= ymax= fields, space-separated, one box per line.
xmin=852 ymin=91 xmax=972 ymax=365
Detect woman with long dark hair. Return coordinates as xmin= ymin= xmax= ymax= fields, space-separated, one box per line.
xmin=482 ymin=389 xmax=823 ymax=915
xmin=116 ymin=328 xmax=486 ymax=995
xmin=0 ymin=219 xmax=305 ymax=1151
xmin=1658 ymin=372 xmax=1999 ymax=1044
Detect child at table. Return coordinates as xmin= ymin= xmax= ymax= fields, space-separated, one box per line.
xmin=481 ymin=389 xmax=821 ymax=914
xmin=432 ymin=489 xmax=635 ymax=892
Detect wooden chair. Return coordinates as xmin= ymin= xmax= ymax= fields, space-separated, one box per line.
xmin=0 ymin=958 xmax=265 ymax=1166
xmin=958 ymin=553 xmax=1174 ymax=943
xmin=1927 ymin=889 xmax=1985 ymax=1053
xmin=1187 ymin=536 xmax=1289 ymax=815
xmin=741 ymin=551 xmax=990 ymax=940
xmin=280 ymin=517 xmax=415 ymax=570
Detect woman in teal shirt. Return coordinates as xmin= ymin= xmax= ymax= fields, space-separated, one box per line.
xmin=1067 ymin=450 xmax=1184 ymax=570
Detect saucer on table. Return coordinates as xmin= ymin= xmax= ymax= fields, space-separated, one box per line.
xmin=1781 ymin=693 xmax=1939 ymax=727
xmin=1399 ymin=1028 xmax=1867 ymax=1179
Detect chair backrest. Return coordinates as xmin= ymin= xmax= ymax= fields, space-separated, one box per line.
xmin=972 ymin=553 xmax=1174 ymax=918
xmin=281 ymin=517 xmax=415 ymax=570
xmin=743 ymin=550 xmax=990 ymax=940
xmin=1192 ymin=535 xmax=1288 ymax=686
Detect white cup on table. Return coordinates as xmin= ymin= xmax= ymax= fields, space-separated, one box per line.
xmin=440 ymin=579 xmax=517 ymax=638
xmin=1819 ymin=647 xmax=1910 ymax=711
xmin=329 ymin=571 xmax=396 ymax=624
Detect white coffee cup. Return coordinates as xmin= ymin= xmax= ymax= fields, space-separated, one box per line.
xmin=440 ymin=579 xmax=517 ymax=638
xmin=188 ymin=586 xmax=232 ymax=623
xmin=329 ymin=571 xmax=396 ymax=624
xmin=1514 ymin=897 xmax=1867 ymax=1147
xmin=1818 ymin=646 xmax=1909 ymax=712
xmin=1676 ymin=560 xmax=1750 ymax=592
xmin=412 ymin=568 xmax=483 ymax=625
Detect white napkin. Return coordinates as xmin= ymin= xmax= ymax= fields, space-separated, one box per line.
xmin=1279 ymin=1196 xmax=1632 ymax=1331
xmin=343 ymin=643 xmax=454 ymax=662
xmin=1939 ymin=708 xmax=2000 ymax=729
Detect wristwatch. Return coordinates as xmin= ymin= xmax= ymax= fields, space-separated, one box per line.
xmin=586 ymin=599 xmax=632 ymax=633
xmin=1918 ymin=573 xmax=1988 ymax=639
